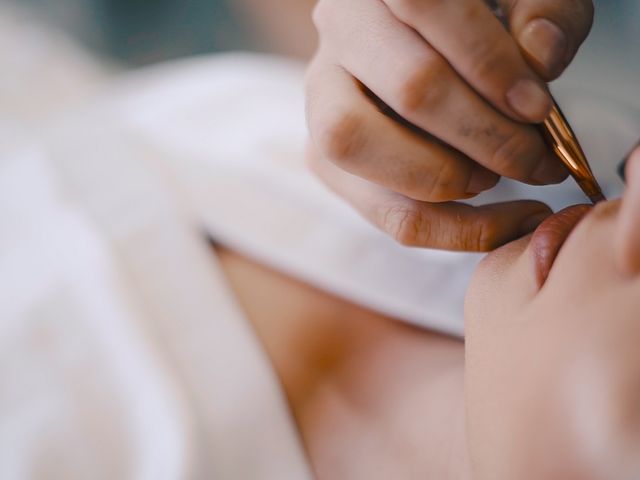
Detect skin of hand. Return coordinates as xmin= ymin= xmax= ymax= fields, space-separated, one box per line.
xmin=305 ymin=0 xmax=594 ymax=251
xmin=464 ymin=147 xmax=640 ymax=479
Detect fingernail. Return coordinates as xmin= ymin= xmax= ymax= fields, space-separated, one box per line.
xmin=507 ymin=79 xmax=552 ymax=122
xmin=530 ymin=152 xmax=568 ymax=184
xmin=466 ymin=167 xmax=499 ymax=194
xmin=519 ymin=211 xmax=551 ymax=235
xmin=519 ymin=18 xmax=568 ymax=78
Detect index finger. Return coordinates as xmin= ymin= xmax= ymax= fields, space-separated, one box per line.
xmin=308 ymin=144 xmax=553 ymax=252
xmin=382 ymin=0 xmax=552 ymax=123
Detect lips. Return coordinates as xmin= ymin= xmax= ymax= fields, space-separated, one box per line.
xmin=530 ymin=205 xmax=593 ymax=287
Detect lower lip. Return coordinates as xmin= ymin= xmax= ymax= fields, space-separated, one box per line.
xmin=530 ymin=205 xmax=592 ymax=287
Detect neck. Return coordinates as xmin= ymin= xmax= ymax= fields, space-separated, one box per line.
xmin=215 ymin=245 xmax=472 ymax=479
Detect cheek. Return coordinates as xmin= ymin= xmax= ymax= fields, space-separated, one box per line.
xmin=465 ymin=235 xmax=540 ymax=330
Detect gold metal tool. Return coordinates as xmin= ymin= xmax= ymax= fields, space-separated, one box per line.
xmin=486 ymin=0 xmax=605 ymax=204
xmin=541 ymin=99 xmax=606 ymax=204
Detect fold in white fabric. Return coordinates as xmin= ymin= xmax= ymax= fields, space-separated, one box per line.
xmin=1 ymin=119 xmax=313 ymax=478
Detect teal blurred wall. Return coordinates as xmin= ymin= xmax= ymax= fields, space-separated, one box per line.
xmin=19 ymin=0 xmax=254 ymax=64
xmin=561 ymin=0 xmax=640 ymax=106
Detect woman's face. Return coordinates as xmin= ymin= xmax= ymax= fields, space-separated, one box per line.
xmin=464 ymin=149 xmax=640 ymax=479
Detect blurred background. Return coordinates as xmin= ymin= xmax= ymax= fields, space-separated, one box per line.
xmin=5 ymin=1 xmax=636 ymax=63
xmin=2 ymin=0 xmax=637 ymax=99
xmin=13 ymin=0 xmax=318 ymax=63
xmin=0 ymin=0 xmax=320 ymax=131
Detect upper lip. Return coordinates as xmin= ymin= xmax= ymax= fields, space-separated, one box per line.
xmin=530 ymin=205 xmax=593 ymax=287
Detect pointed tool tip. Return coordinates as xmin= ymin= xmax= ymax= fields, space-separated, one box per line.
xmin=588 ymin=192 xmax=607 ymax=205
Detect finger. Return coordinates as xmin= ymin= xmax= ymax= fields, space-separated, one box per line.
xmin=615 ymin=147 xmax=640 ymax=276
xmin=381 ymin=0 xmax=551 ymax=123
xmin=316 ymin=0 xmax=566 ymax=185
xmin=305 ymin=57 xmax=499 ymax=202
xmin=307 ymin=145 xmax=553 ymax=252
xmin=503 ymin=0 xmax=595 ymax=80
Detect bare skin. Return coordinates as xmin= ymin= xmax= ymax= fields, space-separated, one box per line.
xmin=233 ymin=0 xmax=317 ymax=58
xmin=216 ymin=245 xmax=472 ymax=479
xmin=465 ymin=148 xmax=640 ymax=479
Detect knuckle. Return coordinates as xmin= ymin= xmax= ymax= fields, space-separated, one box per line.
xmin=461 ymin=216 xmax=498 ymax=252
xmin=311 ymin=0 xmax=334 ymax=32
xmin=430 ymin=159 xmax=464 ymax=199
xmin=407 ymin=160 xmax=460 ymax=202
xmin=314 ymin=109 xmax=366 ymax=163
xmin=489 ymin=128 xmax=535 ymax=178
xmin=395 ymin=56 xmax=448 ymax=117
xmin=380 ymin=204 xmax=428 ymax=247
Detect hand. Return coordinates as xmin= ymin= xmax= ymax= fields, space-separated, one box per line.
xmin=464 ymin=148 xmax=640 ymax=479
xmin=305 ymin=0 xmax=594 ymax=251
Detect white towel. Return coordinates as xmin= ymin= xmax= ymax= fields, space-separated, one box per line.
xmin=0 ymin=122 xmax=313 ymax=479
